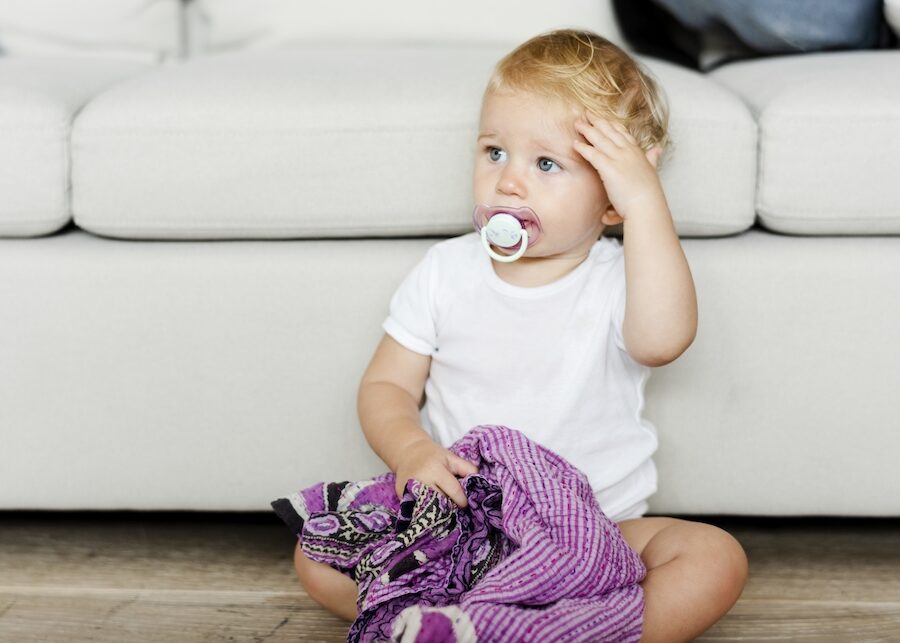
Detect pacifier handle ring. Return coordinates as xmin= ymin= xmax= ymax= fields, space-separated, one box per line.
xmin=481 ymin=226 xmax=529 ymax=262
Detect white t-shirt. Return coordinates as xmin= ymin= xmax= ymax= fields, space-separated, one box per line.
xmin=381 ymin=231 xmax=658 ymax=522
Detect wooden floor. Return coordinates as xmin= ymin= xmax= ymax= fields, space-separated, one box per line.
xmin=1 ymin=512 xmax=898 ymax=642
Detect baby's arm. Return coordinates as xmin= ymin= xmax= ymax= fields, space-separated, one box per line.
xmin=358 ymin=333 xmax=478 ymax=506
xmin=621 ymin=198 xmax=698 ymax=367
xmin=572 ymin=113 xmax=697 ymax=367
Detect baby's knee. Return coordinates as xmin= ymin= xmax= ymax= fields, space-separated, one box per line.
xmin=696 ymin=525 xmax=749 ymax=598
xmin=293 ymin=541 xmax=356 ymax=598
xmin=293 ymin=540 xmax=321 ymax=593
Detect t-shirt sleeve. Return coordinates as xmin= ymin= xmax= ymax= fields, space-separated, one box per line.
xmin=381 ymin=246 xmax=438 ymax=356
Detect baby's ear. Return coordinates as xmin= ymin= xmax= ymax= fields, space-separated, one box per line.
xmin=646 ymin=145 xmax=663 ymax=169
xmin=600 ymin=203 xmax=625 ymax=227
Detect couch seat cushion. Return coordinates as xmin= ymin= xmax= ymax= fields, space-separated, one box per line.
xmin=710 ymin=51 xmax=900 ymax=235
xmin=1 ymin=227 xmax=899 ymax=514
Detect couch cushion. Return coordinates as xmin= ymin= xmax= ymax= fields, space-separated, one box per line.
xmin=71 ymin=44 xmax=756 ymax=240
xmin=0 ymin=57 xmax=152 ymax=238
xmin=184 ymin=0 xmax=624 ymax=56
xmin=710 ymin=51 xmax=900 ymax=235
xmin=0 ymin=0 xmax=183 ymax=63
xmin=641 ymin=56 xmax=757 ymax=236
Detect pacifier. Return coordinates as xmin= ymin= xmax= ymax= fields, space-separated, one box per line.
xmin=471 ymin=204 xmax=543 ymax=263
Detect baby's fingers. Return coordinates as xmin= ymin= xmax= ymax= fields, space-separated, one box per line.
xmin=437 ymin=469 xmax=470 ymax=509
xmin=394 ymin=476 xmax=410 ymax=499
xmin=449 ymin=454 xmax=480 ymax=477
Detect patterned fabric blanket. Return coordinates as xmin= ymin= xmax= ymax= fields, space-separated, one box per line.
xmin=271 ymin=425 xmax=646 ymax=642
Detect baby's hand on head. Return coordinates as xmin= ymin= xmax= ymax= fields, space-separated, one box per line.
xmin=393 ymin=438 xmax=480 ymax=509
xmin=573 ymin=112 xmax=666 ymax=220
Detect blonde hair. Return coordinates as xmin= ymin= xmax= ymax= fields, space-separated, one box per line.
xmin=483 ymin=28 xmax=672 ymax=168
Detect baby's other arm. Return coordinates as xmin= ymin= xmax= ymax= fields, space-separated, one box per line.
xmin=621 ymin=196 xmax=698 ymax=367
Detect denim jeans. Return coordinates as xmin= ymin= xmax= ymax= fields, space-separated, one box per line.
xmin=652 ymin=0 xmax=884 ymax=52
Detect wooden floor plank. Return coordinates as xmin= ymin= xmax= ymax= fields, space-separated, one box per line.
xmin=0 ymin=588 xmax=349 ymax=642
xmin=1 ymin=512 xmax=899 ymax=641
xmin=700 ymin=599 xmax=900 ymax=642
xmin=721 ymin=517 xmax=900 ymax=602
xmin=0 ymin=514 xmax=301 ymax=592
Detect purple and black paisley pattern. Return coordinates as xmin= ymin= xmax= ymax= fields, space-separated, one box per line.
xmin=272 ymin=425 xmax=646 ymax=642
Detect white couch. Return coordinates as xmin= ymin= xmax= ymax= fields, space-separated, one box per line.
xmin=1 ymin=1 xmax=898 ymax=516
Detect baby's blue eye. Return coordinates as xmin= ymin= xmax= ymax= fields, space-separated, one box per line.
xmin=538 ymin=158 xmax=560 ymax=172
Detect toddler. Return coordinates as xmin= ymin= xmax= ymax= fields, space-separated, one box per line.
xmin=294 ymin=28 xmax=748 ymax=642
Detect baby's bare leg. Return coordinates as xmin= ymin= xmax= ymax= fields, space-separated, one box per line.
xmin=293 ymin=540 xmax=359 ymax=622
xmin=617 ymin=517 xmax=749 ymax=643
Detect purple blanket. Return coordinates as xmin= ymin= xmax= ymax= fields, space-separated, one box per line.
xmin=271 ymin=425 xmax=646 ymax=642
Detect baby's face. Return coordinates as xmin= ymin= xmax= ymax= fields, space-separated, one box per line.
xmin=473 ymin=89 xmax=617 ymax=261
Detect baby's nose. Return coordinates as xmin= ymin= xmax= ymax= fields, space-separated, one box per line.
xmin=498 ymin=166 xmax=526 ymax=193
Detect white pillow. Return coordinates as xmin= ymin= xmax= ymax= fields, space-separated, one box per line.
xmin=886 ymin=0 xmax=900 ymax=39
xmin=187 ymin=0 xmax=624 ymax=55
xmin=0 ymin=0 xmax=182 ymax=63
